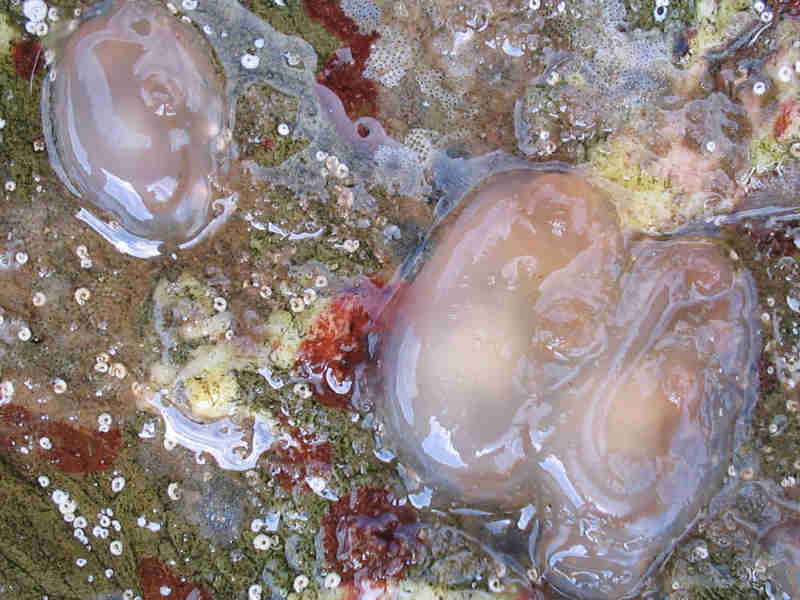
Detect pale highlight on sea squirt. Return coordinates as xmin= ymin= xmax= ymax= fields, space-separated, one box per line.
xmin=41 ymin=0 xmax=232 ymax=257
xmin=376 ymin=171 xmax=760 ymax=598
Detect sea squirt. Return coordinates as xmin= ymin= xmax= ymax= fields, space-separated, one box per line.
xmin=376 ymin=171 xmax=760 ymax=598
xmin=41 ymin=0 xmax=230 ymax=256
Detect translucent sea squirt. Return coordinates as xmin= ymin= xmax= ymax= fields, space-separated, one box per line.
xmin=42 ymin=0 xmax=230 ymax=256
xmin=376 ymin=171 xmax=759 ymax=598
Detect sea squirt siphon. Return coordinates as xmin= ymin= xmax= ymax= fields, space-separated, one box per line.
xmin=41 ymin=0 xmax=230 ymax=256
xmin=376 ymin=171 xmax=760 ymax=598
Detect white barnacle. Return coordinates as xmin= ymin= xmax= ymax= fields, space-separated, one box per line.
xmin=248 ymin=585 xmax=263 ymax=600
xmin=33 ymin=21 xmax=49 ymax=37
xmin=59 ymin=499 xmax=77 ymax=515
xmin=97 ymin=413 xmax=113 ymax=431
xmin=253 ymin=533 xmax=272 ymax=550
xmin=110 ymin=362 xmax=127 ymax=379
xmin=74 ymin=287 xmax=91 ymax=305
xmin=335 ymin=163 xmax=350 ymax=179
xmin=488 ymin=575 xmax=505 ymax=593
xmin=167 ymin=482 xmax=182 ymax=500
xmin=293 ymin=382 xmax=312 ymax=399
xmin=293 ymin=575 xmax=309 ymax=593
xmin=0 ymin=380 xmax=14 ymax=405
xmin=23 ymin=0 xmax=47 ymax=22
xmin=241 ymin=53 xmax=260 ymax=69
xmin=51 ymin=489 xmax=69 ymax=505
xmin=93 ymin=524 xmax=108 ymax=538
xmin=302 ymin=288 xmax=317 ymax=305
xmin=324 ymin=572 xmax=341 ymax=588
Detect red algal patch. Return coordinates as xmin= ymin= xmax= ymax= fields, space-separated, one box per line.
xmin=297 ymin=280 xmax=387 ymax=409
xmin=136 ymin=557 xmax=212 ymax=600
xmin=321 ymin=487 xmax=423 ymax=584
xmin=744 ymin=220 xmax=800 ymax=258
xmin=774 ymin=100 xmax=799 ymax=140
xmin=779 ymin=0 xmax=800 ymax=17
xmin=304 ymin=0 xmax=379 ymax=120
xmin=270 ymin=424 xmax=333 ymax=493
xmin=11 ymin=39 xmax=44 ymax=81
xmin=0 ymin=404 xmax=122 ymax=474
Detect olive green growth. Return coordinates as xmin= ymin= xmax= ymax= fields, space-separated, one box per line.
xmin=750 ymin=135 xmax=792 ymax=175
xmin=234 ymin=83 xmax=310 ymax=167
xmin=692 ymin=0 xmax=753 ymax=57
xmin=239 ymin=0 xmax=339 ymax=69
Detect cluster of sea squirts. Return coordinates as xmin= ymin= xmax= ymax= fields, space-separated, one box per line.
xmin=2 ymin=0 xmax=800 ymax=599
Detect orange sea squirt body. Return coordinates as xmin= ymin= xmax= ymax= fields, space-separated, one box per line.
xmin=376 ymin=171 xmax=759 ymax=598
xmin=43 ymin=0 xmax=226 ymax=246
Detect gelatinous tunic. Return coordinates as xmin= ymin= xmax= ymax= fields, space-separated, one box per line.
xmin=43 ymin=0 xmax=226 ymax=246
xmin=377 ymin=172 xmax=759 ymax=598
